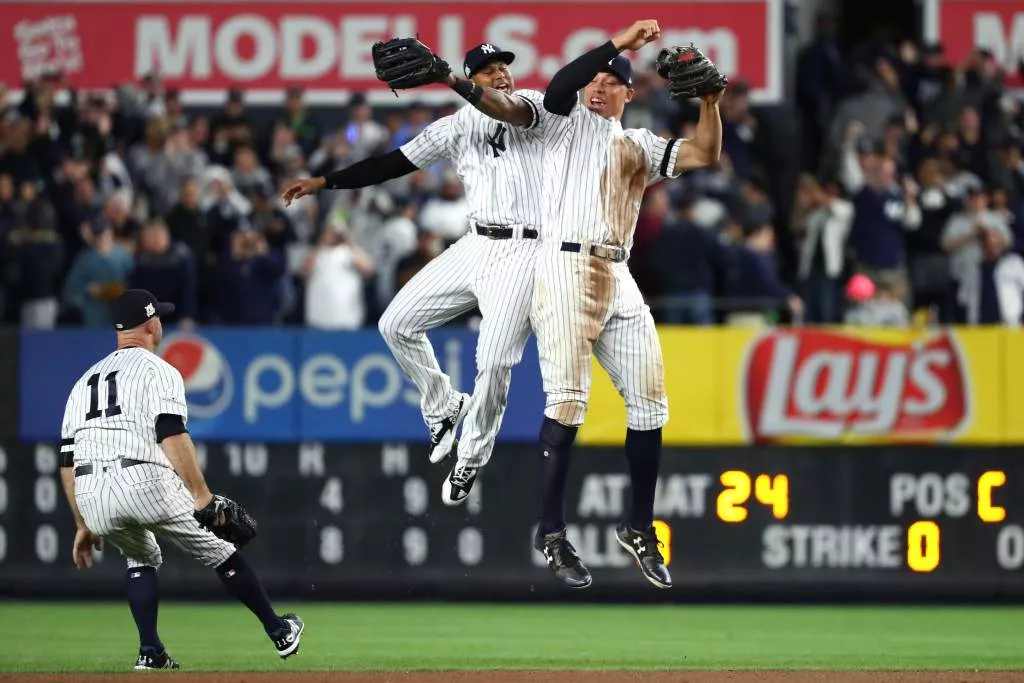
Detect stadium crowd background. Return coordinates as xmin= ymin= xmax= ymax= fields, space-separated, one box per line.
xmin=2 ymin=21 xmax=1024 ymax=331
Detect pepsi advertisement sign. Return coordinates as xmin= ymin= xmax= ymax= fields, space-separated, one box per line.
xmin=18 ymin=328 xmax=545 ymax=442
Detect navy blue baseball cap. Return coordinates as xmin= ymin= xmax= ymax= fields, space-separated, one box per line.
xmin=601 ymin=55 xmax=634 ymax=87
xmin=463 ymin=42 xmax=516 ymax=77
xmin=112 ymin=289 xmax=174 ymax=330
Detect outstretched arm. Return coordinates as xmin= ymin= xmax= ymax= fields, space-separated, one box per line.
xmin=674 ymin=92 xmax=723 ymax=173
xmin=544 ymin=20 xmax=662 ymax=115
xmin=284 ymin=116 xmax=455 ymax=207
xmin=282 ymin=150 xmax=417 ymax=206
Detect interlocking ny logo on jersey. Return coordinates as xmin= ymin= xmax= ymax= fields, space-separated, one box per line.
xmin=485 ymin=123 xmax=507 ymax=158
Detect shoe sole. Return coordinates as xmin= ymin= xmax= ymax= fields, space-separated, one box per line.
xmin=429 ymin=395 xmax=470 ymax=464
xmin=277 ymin=619 xmax=305 ymax=659
xmin=615 ymin=534 xmax=672 ymax=589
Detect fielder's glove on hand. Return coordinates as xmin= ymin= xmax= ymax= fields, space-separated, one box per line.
xmin=194 ymin=494 xmax=258 ymax=547
xmin=656 ymin=44 xmax=728 ymax=99
xmin=372 ymin=37 xmax=452 ymax=92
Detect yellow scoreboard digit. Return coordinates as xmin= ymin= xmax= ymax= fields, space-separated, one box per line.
xmin=717 ymin=471 xmax=790 ymax=523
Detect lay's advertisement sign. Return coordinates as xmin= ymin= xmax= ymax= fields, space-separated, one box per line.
xmin=579 ymin=327 xmax=1021 ymax=446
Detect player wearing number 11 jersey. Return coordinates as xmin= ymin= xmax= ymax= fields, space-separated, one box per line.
xmin=58 ymin=289 xmax=303 ymax=671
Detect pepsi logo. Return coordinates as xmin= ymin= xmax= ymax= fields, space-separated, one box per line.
xmin=160 ymin=333 xmax=234 ymax=419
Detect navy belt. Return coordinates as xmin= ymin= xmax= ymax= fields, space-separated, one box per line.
xmin=74 ymin=458 xmax=148 ymax=478
xmin=475 ymin=224 xmax=538 ymax=240
xmin=560 ymin=241 xmax=627 ymax=263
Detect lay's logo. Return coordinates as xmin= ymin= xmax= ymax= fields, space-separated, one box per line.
xmin=741 ymin=330 xmax=971 ymax=444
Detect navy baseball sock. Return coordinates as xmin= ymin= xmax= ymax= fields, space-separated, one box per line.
xmin=216 ymin=552 xmax=285 ymax=634
xmin=539 ymin=417 xmax=579 ymax=534
xmin=625 ymin=427 xmax=663 ymax=530
xmin=125 ymin=566 xmax=163 ymax=652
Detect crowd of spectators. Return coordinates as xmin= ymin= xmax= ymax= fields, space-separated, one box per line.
xmin=2 ymin=23 xmax=1023 ymax=330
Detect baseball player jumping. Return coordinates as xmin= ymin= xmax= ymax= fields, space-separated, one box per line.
xmin=283 ymin=42 xmax=553 ymax=505
xmin=58 ymin=289 xmax=304 ymax=670
xmin=526 ymin=25 xmax=726 ymax=589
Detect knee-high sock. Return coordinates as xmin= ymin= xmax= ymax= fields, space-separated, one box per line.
xmin=216 ymin=552 xmax=285 ymax=634
xmin=539 ymin=417 xmax=579 ymax=533
xmin=126 ymin=566 xmax=162 ymax=652
xmin=625 ymin=427 xmax=662 ymax=530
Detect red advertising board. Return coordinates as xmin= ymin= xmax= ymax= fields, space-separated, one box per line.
xmin=924 ymin=0 xmax=1024 ymax=90
xmin=0 ymin=0 xmax=782 ymax=104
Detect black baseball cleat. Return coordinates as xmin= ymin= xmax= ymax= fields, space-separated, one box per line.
xmin=615 ymin=522 xmax=672 ymax=589
xmin=428 ymin=393 xmax=470 ymax=464
xmin=441 ymin=460 xmax=478 ymax=506
xmin=134 ymin=648 xmax=180 ymax=670
xmin=534 ymin=528 xmax=592 ymax=589
xmin=270 ymin=613 xmax=304 ymax=659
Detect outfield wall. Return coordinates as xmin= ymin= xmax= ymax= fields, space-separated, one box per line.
xmin=3 ymin=327 xmax=1023 ymax=601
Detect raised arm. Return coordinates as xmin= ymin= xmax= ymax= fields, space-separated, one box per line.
xmin=544 ymin=20 xmax=662 ymax=115
xmin=443 ymin=73 xmax=536 ymax=127
xmin=674 ymin=92 xmax=723 ymax=173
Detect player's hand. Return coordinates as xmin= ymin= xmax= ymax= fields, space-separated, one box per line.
xmin=700 ymin=88 xmax=726 ymax=106
xmin=72 ymin=527 xmax=102 ymax=570
xmin=613 ymin=20 xmax=661 ymax=52
xmin=281 ymin=177 xmax=325 ymax=207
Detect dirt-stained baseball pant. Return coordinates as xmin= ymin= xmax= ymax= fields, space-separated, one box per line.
xmin=378 ymin=231 xmax=538 ymax=466
xmin=75 ymin=460 xmax=235 ymax=569
xmin=531 ymin=242 xmax=668 ymax=430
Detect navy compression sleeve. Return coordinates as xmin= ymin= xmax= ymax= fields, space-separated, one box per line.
xmin=323 ymin=149 xmax=418 ymax=190
xmin=543 ymin=40 xmax=621 ymax=115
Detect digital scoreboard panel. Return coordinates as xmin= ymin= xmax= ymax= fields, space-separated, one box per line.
xmin=0 ymin=441 xmax=1021 ymax=599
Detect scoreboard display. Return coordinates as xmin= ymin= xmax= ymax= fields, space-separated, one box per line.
xmin=0 ymin=441 xmax=1021 ymax=599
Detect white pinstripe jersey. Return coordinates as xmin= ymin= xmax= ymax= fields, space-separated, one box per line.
xmin=60 ymin=347 xmax=188 ymax=468
xmin=539 ymin=101 xmax=683 ymax=252
xmin=400 ymin=89 xmax=546 ymax=230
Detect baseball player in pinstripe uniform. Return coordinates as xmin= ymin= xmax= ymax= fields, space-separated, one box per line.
xmin=283 ymin=43 xmax=553 ymax=506
xmin=58 ymin=289 xmax=304 ymax=670
xmin=523 ymin=23 xmax=725 ymax=589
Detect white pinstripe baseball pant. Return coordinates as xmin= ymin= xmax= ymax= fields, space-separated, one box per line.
xmin=378 ymin=231 xmax=538 ymax=467
xmin=75 ymin=460 xmax=235 ymax=569
xmin=531 ymin=244 xmax=668 ymax=430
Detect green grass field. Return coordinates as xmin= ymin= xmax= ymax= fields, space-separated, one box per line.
xmin=4 ymin=602 xmax=1024 ymax=673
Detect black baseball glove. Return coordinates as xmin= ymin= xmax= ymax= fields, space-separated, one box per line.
xmin=656 ymin=44 xmax=728 ymax=99
xmin=194 ymin=494 xmax=258 ymax=547
xmin=372 ymin=37 xmax=451 ymax=91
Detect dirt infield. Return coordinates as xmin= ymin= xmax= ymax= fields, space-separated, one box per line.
xmin=6 ymin=672 xmax=1024 ymax=683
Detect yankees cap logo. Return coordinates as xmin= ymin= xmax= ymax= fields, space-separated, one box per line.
xmin=145 ymin=303 xmax=155 ymax=317
xmin=481 ymin=44 xmax=496 ymax=53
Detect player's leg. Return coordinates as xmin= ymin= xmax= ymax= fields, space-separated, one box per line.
xmin=100 ymin=525 xmax=179 ymax=670
xmin=141 ymin=469 xmax=304 ymax=658
xmin=529 ymin=248 xmax=615 ymax=588
xmin=442 ymin=240 xmax=537 ymax=505
xmin=77 ymin=471 xmax=178 ymax=670
xmin=377 ymin=237 xmax=479 ymax=461
xmin=592 ymin=270 xmax=671 ymax=589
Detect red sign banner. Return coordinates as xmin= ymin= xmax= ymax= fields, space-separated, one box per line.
xmin=741 ymin=329 xmax=971 ymax=445
xmin=0 ymin=0 xmax=782 ymax=103
xmin=924 ymin=0 xmax=1024 ymax=89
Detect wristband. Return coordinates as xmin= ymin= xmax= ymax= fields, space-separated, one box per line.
xmin=451 ymin=79 xmax=483 ymax=105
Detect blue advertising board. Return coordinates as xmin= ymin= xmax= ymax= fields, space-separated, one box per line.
xmin=19 ymin=328 xmax=546 ymax=442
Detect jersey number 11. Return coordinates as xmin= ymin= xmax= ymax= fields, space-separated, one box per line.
xmin=85 ymin=371 xmax=122 ymax=420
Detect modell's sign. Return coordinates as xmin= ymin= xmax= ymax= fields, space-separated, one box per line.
xmin=0 ymin=1 xmax=783 ymax=102
xmin=742 ymin=330 xmax=971 ymax=444
xmin=924 ymin=0 xmax=1024 ymax=90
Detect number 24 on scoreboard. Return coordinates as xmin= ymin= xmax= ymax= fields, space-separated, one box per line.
xmin=716 ymin=471 xmax=789 ymax=522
